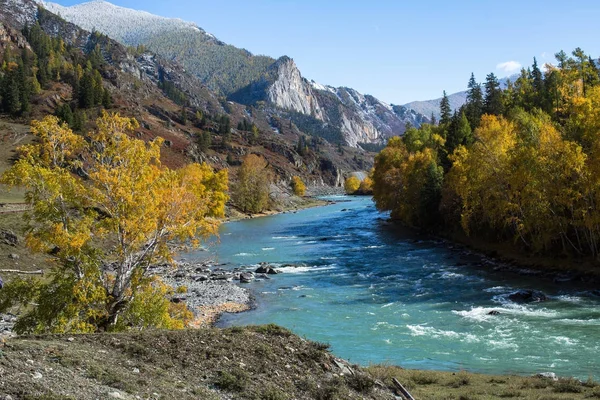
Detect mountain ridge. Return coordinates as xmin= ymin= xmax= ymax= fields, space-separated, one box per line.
xmin=39 ymin=0 xmax=430 ymax=146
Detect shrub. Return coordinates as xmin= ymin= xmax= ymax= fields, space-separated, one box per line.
xmin=291 ymin=176 xmax=306 ymax=196
xmin=358 ymin=176 xmax=373 ymax=194
xmin=215 ymin=367 xmax=249 ymax=392
xmin=344 ymin=176 xmax=360 ymax=194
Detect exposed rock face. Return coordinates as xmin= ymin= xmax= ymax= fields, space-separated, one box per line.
xmin=267 ymin=57 xmax=324 ymax=120
xmin=311 ymin=85 xmax=429 ymax=147
xmin=0 ymin=0 xmax=37 ymax=27
xmin=233 ymin=57 xmax=430 ymax=147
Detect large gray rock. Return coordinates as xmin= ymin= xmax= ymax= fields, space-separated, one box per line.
xmin=239 ymin=272 xmax=255 ymax=284
xmin=0 ymin=230 xmax=18 ymax=246
xmin=507 ymin=290 xmax=548 ymax=303
xmin=255 ymin=264 xmax=278 ymax=275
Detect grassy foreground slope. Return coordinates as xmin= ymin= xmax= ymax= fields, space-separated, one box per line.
xmin=1 ymin=326 xmax=599 ymax=400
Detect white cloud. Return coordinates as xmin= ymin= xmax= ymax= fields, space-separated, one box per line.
xmin=496 ymin=61 xmax=522 ymax=74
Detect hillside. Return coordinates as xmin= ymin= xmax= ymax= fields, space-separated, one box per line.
xmin=41 ymin=0 xmax=276 ymax=97
xmin=1 ymin=327 xmax=598 ymax=399
xmin=41 ymin=0 xmax=430 ymax=146
xmin=0 ymin=0 xmax=374 ymax=199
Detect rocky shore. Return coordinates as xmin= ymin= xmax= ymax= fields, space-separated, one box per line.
xmin=0 ymin=259 xmax=285 ymax=335
xmin=148 ymin=259 xmax=284 ymax=327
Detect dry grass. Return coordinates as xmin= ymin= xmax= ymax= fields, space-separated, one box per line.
xmin=0 ymin=327 xmax=396 ymax=399
xmin=367 ymin=365 xmax=599 ymax=400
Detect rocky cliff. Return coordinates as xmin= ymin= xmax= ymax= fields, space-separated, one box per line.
xmin=266 ymin=57 xmax=324 ymax=120
xmin=232 ymin=56 xmax=429 ymax=147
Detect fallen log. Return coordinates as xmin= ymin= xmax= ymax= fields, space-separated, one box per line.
xmin=0 ymin=269 xmax=44 ymax=275
xmin=392 ymin=377 xmax=415 ymax=400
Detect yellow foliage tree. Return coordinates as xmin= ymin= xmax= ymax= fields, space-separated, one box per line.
xmin=344 ymin=176 xmax=360 ymax=194
xmin=445 ymin=113 xmax=586 ymax=252
xmin=372 ymin=137 xmax=443 ymax=227
xmin=0 ymin=112 xmax=228 ymax=333
xmin=291 ymin=176 xmax=306 ymax=196
xmin=358 ymin=177 xmax=373 ymax=194
xmin=233 ymin=154 xmax=272 ymax=213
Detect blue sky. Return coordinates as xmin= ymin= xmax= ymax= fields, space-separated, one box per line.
xmin=53 ymin=0 xmax=600 ymax=104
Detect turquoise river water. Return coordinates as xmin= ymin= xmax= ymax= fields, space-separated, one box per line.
xmin=188 ymin=196 xmax=600 ymax=379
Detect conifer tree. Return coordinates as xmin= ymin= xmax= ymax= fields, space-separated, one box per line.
xmin=464 ymin=73 xmax=484 ymax=128
xmin=440 ymin=90 xmax=451 ymax=125
xmin=443 ymin=111 xmax=472 ymax=169
xmin=483 ymin=72 xmax=503 ymax=115
xmin=531 ymin=57 xmax=544 ymax=107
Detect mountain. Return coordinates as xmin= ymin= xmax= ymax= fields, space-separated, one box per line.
xmin=40 ymin=0 xmax=429 ymax=146
xmin=0 ymin=0 xmax=375 ymax=192
xmin=41 ymin=0 xmax=276 ymax=97
xmin=403 ymin=75 xmax=519 ymax=121
xmin=403 ymin=91 xmax=468 ymax=122
xmin=230 ymin=56 xmax=427 ymax=147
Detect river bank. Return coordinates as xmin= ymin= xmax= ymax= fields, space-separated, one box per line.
xmin=225 ymin=183 xmax=346 ymax=223
xmin=444 ymin=229 xmax=600 ymax=283
xmin=1 ymin=325 xmax=599 ymax=400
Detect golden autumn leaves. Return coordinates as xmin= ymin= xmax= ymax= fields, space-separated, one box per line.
xmin=373 ymin=84 xmax=600 ymax=258
xmin=0 ymin=112 xmax=228 ymax=333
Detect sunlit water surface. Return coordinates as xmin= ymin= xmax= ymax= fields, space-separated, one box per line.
xmin=187 ymin=196 xmax=600 ymax=378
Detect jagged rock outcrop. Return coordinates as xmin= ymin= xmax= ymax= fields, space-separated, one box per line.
xmin=312 ymin=85 xmax=424 ymax=147
xmin=266 ymin=57 xmax=324 ymax=120
xmin=232 ymin=58 xmax=429 ymax=147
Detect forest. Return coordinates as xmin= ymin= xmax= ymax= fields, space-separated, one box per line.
xmin=372 ymin=48 xmax=600 ymax=262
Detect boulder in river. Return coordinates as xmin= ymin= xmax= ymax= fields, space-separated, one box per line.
xmin=487 ymin=310 xmax=501 ymax=316
xmin=255 ymin=264 xmax=278 ymax=275
xmin=240 ymin=272 xmax=255 ymax=284
xmin=507 ymin=289 xmax=548 ymax=303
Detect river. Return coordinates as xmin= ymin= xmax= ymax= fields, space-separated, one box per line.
xmin=188 ymin=196 xmax=600 ymax=379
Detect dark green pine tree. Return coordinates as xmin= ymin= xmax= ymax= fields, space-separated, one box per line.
xmin=78 ymin=71 xmax=95 ymax=108
xmin=16 ymin=59 xmax=32 ymax=114
xmin=586 ymin=56 xmax=600 ymax=91
xmin=1 ymin=69 xmax=22 ymax=116
xmin=101 ymin=89 xmax=112 ymax=108
xmin=440 ymin=90 xmax=451 ymax=125
xmin=542 ymin=68 xmax=560 ymax=117
xmin=529 ymin=57 xmax=546 ymax=109
xmin=442 ymin=110 xmax=473 ymax=170
xmin=219 ymin=115 xmax=231 ymax=135
xmin=92 ymin=70 xmax=104 ymax=106
xmin=483 ymin=72 xmax=503 ymax=115
xmin=418 ymin=161 xmax=444 ymax=228
xmin=464 ymin=73 xmax=484 ymax=129
xmin=55 ymin=103 xmax=74 ymax=127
